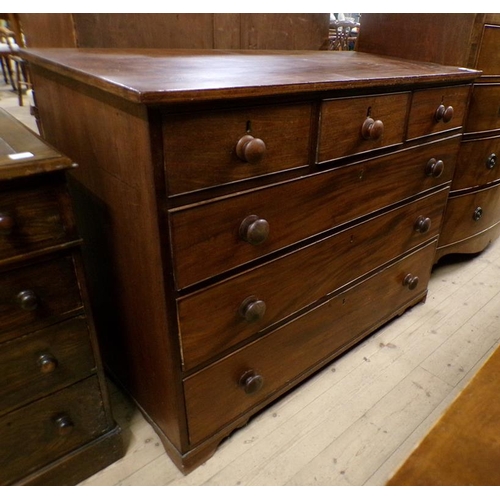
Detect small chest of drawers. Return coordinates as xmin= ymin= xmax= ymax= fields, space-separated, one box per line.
xmin=0 ymin=109 xmax=123 ymax=485
xmin=22 ymin=48 xmax=479 ymax=473
xmin=357 ymin=14 xmax=500 ymax=259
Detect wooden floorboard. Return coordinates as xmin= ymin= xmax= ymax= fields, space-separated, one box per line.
xmin=3 ymin=81 xmax=499 ymax=487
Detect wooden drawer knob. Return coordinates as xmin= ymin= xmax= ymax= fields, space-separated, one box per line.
xmin=0 ymin=213 xmax=15 ymax=235
xmin=414 ymin=216 xmax=431 ymax=234
xmin=239 ymin=370 xmax=264 ymax=394
xmin=361 ymin=117 xmax=384 ymax=140
xmin=487 ymin=153 xmax=497 ymax=170
xmin=435 ymin=104 xmax=454 ymax=123
xmin=37 ymin=353 xmax=58 ymax=374
xmin=236 ymin=134 xmax=266 ymax=163
xmin=239 ymin=215 xmax=269 ymax=245
xmin=425 ymin=158 xmax=444 ymax=178
xmin=403 ymin=274 xmax=419 ymax=290
xmin=54 ymin=414 xmax=74 ymax=436
xmin=16 ymin=289 xmax=38 ymax=311
xmin=473 ymin=207 xmax=483 ymax=221
xmin=239 ymin=296 xmax=266 ymax=323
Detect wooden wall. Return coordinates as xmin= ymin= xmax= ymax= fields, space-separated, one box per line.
xmin=355 ymin=14 xmax=479 ymax=67
xmin=18 ymin=13 xmax=330 ymax=50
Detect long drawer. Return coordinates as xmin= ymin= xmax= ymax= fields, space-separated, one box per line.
xmin=178 ymin=188 xmax=449 ymax=370
xmin=170 ymin=136 xmax=459 ymax=289
xmin=452 ymin=135 xmax=500 ymax=190
xmin=0 ymin=255 xmax=83 ymax=340
xmin=0 ymin=376 xmax=108 ymax=485
xmin=0 ymin=316 xmax=95 ymax=417
xmin=163 ymin=102 xmax=313 ymax=195
xmin=184 ymin=241 xmax=436 ymax=445
xmin=438 ymin=182 xmax=500 ymax=247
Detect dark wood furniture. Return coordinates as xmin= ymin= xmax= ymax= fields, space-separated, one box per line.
xmin=387 ymin=344 xmax=500 ymax=485
xmin=17 ymin=14 xmax=330 ymax=50
xmin=21 ymin=48 xmax=479 ymax=473
xmin=0 ymin=109 xmax=123 ymax=485
xmin=357 ymin=13 xmax=500 ymax=260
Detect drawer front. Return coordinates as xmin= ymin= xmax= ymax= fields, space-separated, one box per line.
xmin=407 ymin=85 xmax=470 ymax=139
xmin=184 ymin=241 xmax=436 ymax=445
xmin=0 ymin=183 xmax=71 ymax=260
xmin=170 ymin=136 xmax=459 ymax=289
xmin=0 ymin=255 xmax=83 ymax=339
xmin=465 ymin=84 xmax=500 ymax=133
xmin=0 ymin=376 xmax=108 ymax=485
xmin=452 ymin=135 xmax=500 ymax=190
xmin=476 ymin=25 xmax=500 ymax=77
xmin=439 ymin=182 xmax=500 ymax=247
xmin=178 ymin=188 xmax=449 ymax=370
xmin=163 ymin=103 xmax=312 ymax=195
xmin=0 ymin=316 xmax=95 ymax=417
xmin=317 ymin=92 xmax=409 ymax=163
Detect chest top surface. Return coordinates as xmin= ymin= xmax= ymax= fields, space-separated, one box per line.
xmin=0 ymin=109 xmax=73 ymax=180
xmin=21 ymin=48 xmax=480 ymax=104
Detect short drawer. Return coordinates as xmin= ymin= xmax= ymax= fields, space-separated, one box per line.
xmin=170 ymin=136 xmax=459 ymax=289
xmin=0 ymin=255 xmax=83 ymax=339
xmin=407 ymin=85 xmax=470 ymax=139
xmin=163 ymin=103 xmax=312 ymax=195
xmin=0 ymin=316 xmax=95 ymax=417
xmin=317 ymin=92 xmax=409 ymax=163
xmin=438 ymin=182 xmax=500 ymax=247
xmin=476 ymin=25 xmax=500 ymax=77
xmin=0 ymin=376 xmax=108 ymax=485
xmin=0 ymin=182 xmax=73 ymax=260
xmin=178 ymin=188 xmax=449 ymax=370
xmin=452 ymin=135 xmax=500 ymax=190
xmin=465 ymin=84 xmax=500 ymax=133
xmin=184 ymin=241 xmax=436 ymax=445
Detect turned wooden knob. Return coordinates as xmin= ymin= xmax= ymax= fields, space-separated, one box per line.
xmin=54 ymin=415 xmax=74 ymax=436
xmin=16 ymin=289 xmax=38 ymax=311
xmin=0 ymin=213 xmax=15 ymax=235
xmin=236 ymin=134 xmax=266 ymax=163
xmin=37 ymin=353 xmax=58 ymax=374
xmin=239 ymin=215 xmax=269 ymax=245
xmin=435 ymin=104 xmax=454 ymax=123
xmin=361 ymin=117 xmax=384 ymax=140
xmin=486 ymin=153 xmax=497 ymax=169
xmin=239 ymin=370 xmax=264 ymax=394
xmin=239 ymin=296 xmax=266 ymax=323
xmin=403 ymin=274 xmax=419 ymax=290
xmin=473 ymin=207 xmax=483 ymax=221
xmin=425 ymin=158 xmax=444 ymax=178
xmin=414 ymin=216 xmax=431 ymax=234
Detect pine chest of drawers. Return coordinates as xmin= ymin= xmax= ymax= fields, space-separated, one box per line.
xmin=0 ymin=109 xmax=123 ymax=484
xmin=21 ymin=48 xmax=479 ymax=473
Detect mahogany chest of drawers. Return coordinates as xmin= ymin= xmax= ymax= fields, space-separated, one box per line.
xmin=21 ymin=48 xmax=479 ymax=473
xmin=357 ymin=13 xmax=500 ymax=260
xmin=0 ymin=109 xmax=123 ymax=484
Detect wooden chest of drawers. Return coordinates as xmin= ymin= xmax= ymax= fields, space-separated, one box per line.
xmin=0 ymin=109 xmax=123 ymax=485
xmin=357 ymin=13 xmax=500 ymax=260
xmin=21 ymin=48 xmax=479 ymax=473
